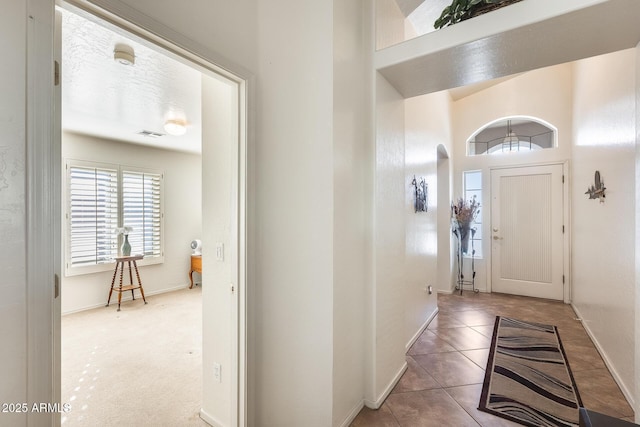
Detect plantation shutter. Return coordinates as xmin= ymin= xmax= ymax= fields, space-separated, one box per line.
xmin=68 ymin=165 xmax=119 ymax=267
xmin=122 ymin=170 xmax=162 ymax=258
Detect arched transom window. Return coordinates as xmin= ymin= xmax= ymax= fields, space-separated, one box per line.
xmin=467 ymin=117 xmax=557 ymax=156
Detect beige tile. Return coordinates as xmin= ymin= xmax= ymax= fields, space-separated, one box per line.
xmin=408 ymin=330 xmax=456 ymax=355
xmin=456 ymin=310 xmax=497 ymax=327
xmin=432 ymin=326 xmax=491 ymax=351
xmin=427 ymin=313 xmax=466 ymax=330
xmin=445 ymin=384 xmax=522 ymax=427
xmin=471 ymin=325 xmax=495 ymax=338
xmin=386 ymin=389 xmax=479 ymax=427
xmin=391 ymin=357 xmax=440 ymax=394
xmin=573 ymin=369 xmax=634 ymax=418
xmin=413 ymin=352 xmax=485 ymax=387
xmin=350 ymin=403 xmax=400 ymax=427
xmin=461 ymin=349 xmax=490 ymax=370
xmin=562 ymin=340 xmax=606 ymax=372
xmin=351 ymin=292 xmax=635 ymax=425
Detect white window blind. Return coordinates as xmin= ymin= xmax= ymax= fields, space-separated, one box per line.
xmin=66 ymin=160 xmax=164 ymax=275
xmin=68 ymin=165 xmax=119 ymax=267
xmin=122 ymin=171 xmax=162 ymax=258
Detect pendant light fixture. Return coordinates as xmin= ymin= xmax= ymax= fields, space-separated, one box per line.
xmin=503 ymin=120 xmax=518 ymax=152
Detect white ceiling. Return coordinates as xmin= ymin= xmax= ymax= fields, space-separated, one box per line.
xmin=61 ymin=9 xmax=202 ymax=154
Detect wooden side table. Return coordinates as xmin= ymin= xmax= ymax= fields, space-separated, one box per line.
xmin=189 ymin=255 xmax=202 ymax=289
xmin=106 ymin=255 xmax=147 ymax=311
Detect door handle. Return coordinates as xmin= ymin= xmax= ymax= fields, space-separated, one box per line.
xmin=493 ymin=236 xmax=503 ymax=240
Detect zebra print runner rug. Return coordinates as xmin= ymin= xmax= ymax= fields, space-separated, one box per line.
xmin=479 ymin=317 xmax=583 ymax=427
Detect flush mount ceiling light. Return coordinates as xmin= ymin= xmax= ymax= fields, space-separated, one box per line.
xmin=113 ymin=43 xmax=135 ymax=66
xmin=164 ymin=119 xmax=188 ymax=136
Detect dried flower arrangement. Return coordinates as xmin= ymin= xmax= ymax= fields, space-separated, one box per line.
xmin=451 ymin=196 xmax=480 ymax=229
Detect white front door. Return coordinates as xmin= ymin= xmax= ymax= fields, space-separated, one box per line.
xmin=491 ymin=164 xmax=564 ymax=300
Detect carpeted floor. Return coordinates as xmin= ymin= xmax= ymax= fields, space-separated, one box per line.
xmin=479 ymin=317 xmax=582 ymax=427
xmin=61 ymin=286 xmax=207 ymax=426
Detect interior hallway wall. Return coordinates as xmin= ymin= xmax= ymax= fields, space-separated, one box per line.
xmin=405 ymin=91 xmax=452 ymax=338
xmin=332 ymin=0 xmax=372 ymax=424
xmin=371 ymin=73 xmax=407 ymax=405
xmin=61 ymin=133 xmax=202 ymax=314
xmin=0 ymin=1 xmax=28 ymax=425
xmin=571 ymin=48 xmax=636 ymax=405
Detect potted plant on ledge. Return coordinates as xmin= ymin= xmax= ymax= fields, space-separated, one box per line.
xmin=434 ymin=0 xmax=524 ymax=30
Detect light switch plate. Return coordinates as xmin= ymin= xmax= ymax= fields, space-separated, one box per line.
xmin=216 ymin=243 xmax=224 ymax=261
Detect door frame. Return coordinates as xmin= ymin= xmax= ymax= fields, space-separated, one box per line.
xmin=487 ymin=161 xmax=570 ymax=303
xmin=27 ymin=0 xmax=252 ymax=425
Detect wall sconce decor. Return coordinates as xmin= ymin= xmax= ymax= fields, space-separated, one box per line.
xmin=411 ymin=175 xmax=428 ymax=213
xmin=585 ymin=170 xmax=606 ymax=203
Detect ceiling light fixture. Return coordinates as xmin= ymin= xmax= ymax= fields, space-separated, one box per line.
xmin=113 ymin=43 xmax=135 ymax=66
xmin=164 ymin=119 xmax=188 ymax=136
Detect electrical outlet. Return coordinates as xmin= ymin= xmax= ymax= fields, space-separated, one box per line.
xmin=213 ymin=363 xmax=221 ymax=383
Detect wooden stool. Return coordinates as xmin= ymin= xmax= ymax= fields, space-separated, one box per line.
xmin=106 ymin=255 xmax=147 ymax=311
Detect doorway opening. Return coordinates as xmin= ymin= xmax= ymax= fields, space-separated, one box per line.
xmin=56 ymin=2 xmax=248 ymax=425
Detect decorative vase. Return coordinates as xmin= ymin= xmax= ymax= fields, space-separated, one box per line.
xmin=121 ymin=234 xmax=131 ymax=257
xmin=458 ymin=224 xmax=471 ymax=254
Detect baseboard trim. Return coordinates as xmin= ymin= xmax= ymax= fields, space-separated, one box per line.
xmin=338 ymin=400 xmax=365 ymax=427
xmin=437 ymin=289 xmax=453 ymax=294
xmin=200 ymin=408 xmax=225 ymax=427
xmin=363 ymin=361 xmax=408 ymax=409
xmin=406 ymin=308 xmax=439 ymax=352
xmin=62 ymin=284 xmax=191 ymax=315
xmin=571 ymin=304 xmax=635 ymax=408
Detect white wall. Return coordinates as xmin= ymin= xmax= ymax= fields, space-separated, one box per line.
xmin=405 ymin=91 xmax=451 ymax=336
xmin=452 ymin=63 xmax=574 ymax=292
xmin=367 ymin=75 xmax=447 ymax=410
xmin=0 ymin=1 xmax=27 ymax=425
xmin=571 ymin=48 xmax=636 ymax=405
xmin=332 ymin=0 xmax=372 ymax=425
xmin=372 ymin=73 xmax=407 ymax=405
xmin=635 ymin=42 xmax=640 ymax=424
xmin=253 ymin=1 xmax=335 ymax=425
xmin=201 ymin=73 xmax=237 ymax=427
xmin=61 ymin=133 xmax=202 ymax=314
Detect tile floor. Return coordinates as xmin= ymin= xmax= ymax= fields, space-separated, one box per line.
xmin=351 ymin=292 xmax=635 ymax=426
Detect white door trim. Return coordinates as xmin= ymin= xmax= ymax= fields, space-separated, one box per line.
xmin=487 ymin=161 xmax=570 ymax=303
xmin=26 ymin=1 xmax=59 ymax=425
xmin=28 ymin=0 xmax=252 ymax=425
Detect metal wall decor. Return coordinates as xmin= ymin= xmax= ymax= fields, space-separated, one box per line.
xmin=585 ymin=170 xmax=606 ymax=203
xmin=411 ymin=175 xmax=428 ymax=213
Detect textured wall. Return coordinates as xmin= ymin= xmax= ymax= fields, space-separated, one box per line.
xmin=571 ymin=48 xmax=636 ymax=404
xmin=0 ymin=1 xmax=27 ymax=425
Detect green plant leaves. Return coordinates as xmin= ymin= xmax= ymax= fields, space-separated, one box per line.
xmin=434 ymin=0 xmax=512 ymax=29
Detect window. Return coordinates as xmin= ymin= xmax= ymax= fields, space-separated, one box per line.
xmin=467 ymin=117 xmax=556 ymax=156
xmin=463 ymin=170 xmax=482 ymax=258
xmin=66 ymin=160 xmax=163 ymax=275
